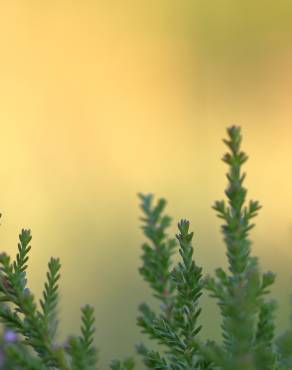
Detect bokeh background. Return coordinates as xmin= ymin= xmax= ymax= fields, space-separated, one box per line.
xmin=0 ymin=1 xmax=292 ymax=367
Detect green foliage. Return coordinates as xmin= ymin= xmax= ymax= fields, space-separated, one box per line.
xmin=1 ymin=125 xmax=292 ymax=369
xmin=39 ymin=257 xmax=61 ymax=340
xmin=136 ymin=204 xmax=210 ymax=369
xmin=110 ymin=357 xmax=135 ymax=370
xmin=197 ymin=126 xmax=279 ymax=369
xmin=66 ymin=305 xmax=97 ymax=370
xmin=0 ymin=229 xmax=97 ymax=369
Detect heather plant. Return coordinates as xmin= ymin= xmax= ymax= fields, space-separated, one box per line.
xmin=1 ymin=125 xmax=292 ymax=369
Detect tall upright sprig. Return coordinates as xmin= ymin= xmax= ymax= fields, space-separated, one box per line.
xmin=66 ymin=305 xmax=98 ymax=369
xmin=39 ymin=257 xmax=61 ymax=340
xmin=199 ymin=126 xmax=278 ymax=369
xmin=169 ymin=219 xmax=212 ymax=369
xmin=136 ymin=195 xmax=212 ymax=369
xmin=136 ymin=193 xmax=177 ymax=366
xmin=138 ymin=193 xmax=177 ymax=315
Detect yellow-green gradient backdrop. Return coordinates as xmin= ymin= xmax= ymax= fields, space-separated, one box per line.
xmin=1 ymin=1 xmax=292 ymax=367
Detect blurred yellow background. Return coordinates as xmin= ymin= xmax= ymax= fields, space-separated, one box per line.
xmin=0 ymin=1 xmax=292 ymax=367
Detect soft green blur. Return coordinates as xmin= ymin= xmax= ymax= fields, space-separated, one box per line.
xmin=0 ymin=1 xmax=292 ymax=367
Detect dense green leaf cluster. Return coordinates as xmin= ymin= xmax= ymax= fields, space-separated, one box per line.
xmin=0 ymin=230 xmax=97 ymax=369
xmin=1 ymin=126 xmax=292 ymax=369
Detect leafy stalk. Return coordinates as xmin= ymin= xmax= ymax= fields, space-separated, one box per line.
xmin=66 ymin=304 xmax=97 ymax=370
xmin=137 ymin=193 xmax=177 ymax=366
xmin=201 ymin=125 xmax=277 ymax=370
xmin=137 ymin=194 xmax=212 ymax=369
xmin=39 ymin=257 xmax=61 ymax=340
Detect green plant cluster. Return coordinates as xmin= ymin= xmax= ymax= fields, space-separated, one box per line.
xmin=0 ymin=126 xmax=292 ymax=369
